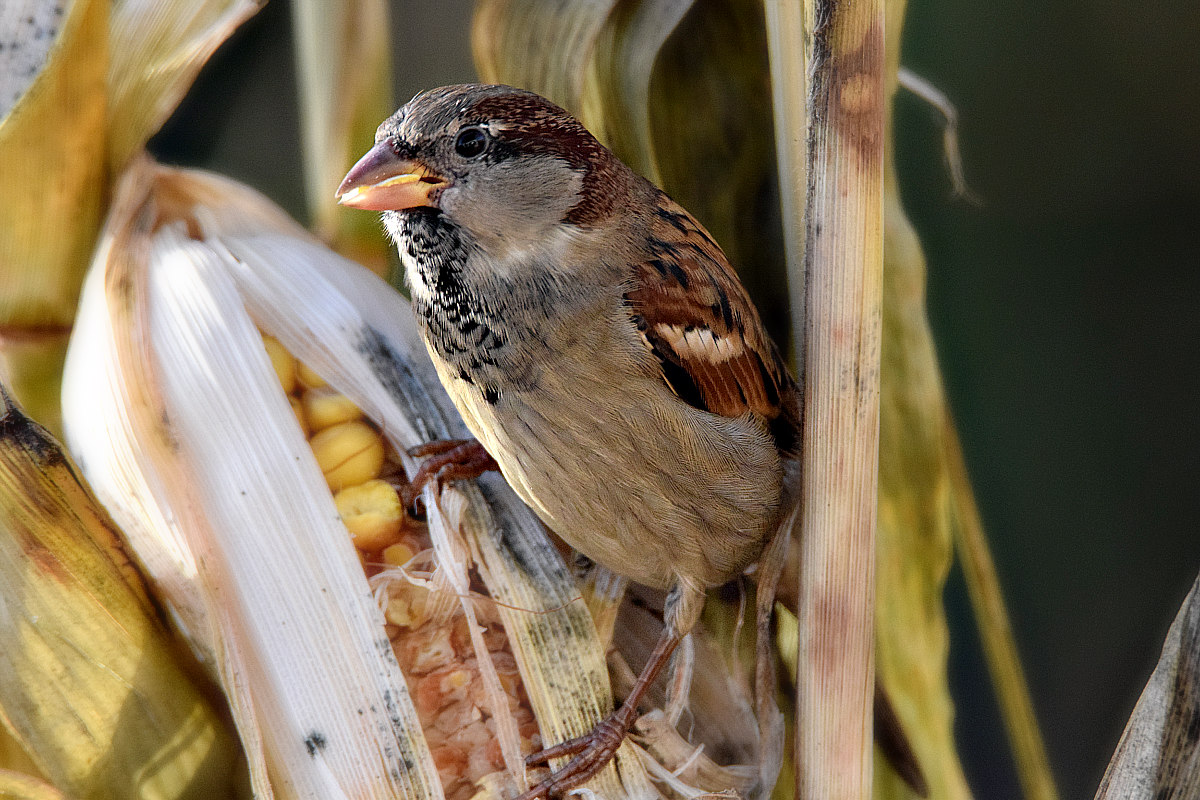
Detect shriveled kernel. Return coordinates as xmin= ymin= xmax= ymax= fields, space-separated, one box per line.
xmin=410 ymin=627 xmax=456 ymax=673
xmin=288 ymin=397 xmax=309 ymax=436
xmin=334 ymin=479 xmax=404 ymax=551
xmin=382 ymin=584 xmax=430 ymax=630
xmin=296 ymin=359 xmax=328 ymax=389
xmin=303 ymin=385 xmax=363 ymax=432
xmin=261 ymin=334 xmax=296 ymax=393
xmin=386 ymin=596 xmax=415 ymax=628
xmin=310 ymin=421 xmax=384 ymax=491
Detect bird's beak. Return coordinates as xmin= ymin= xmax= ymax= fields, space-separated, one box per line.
xmin=336 ymin=141 xmax=447 ymax=211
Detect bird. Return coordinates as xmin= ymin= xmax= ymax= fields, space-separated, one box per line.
xmin=336 ymin=83 xmax=804 ymax=799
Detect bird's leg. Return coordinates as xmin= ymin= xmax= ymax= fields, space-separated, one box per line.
xmin=402 ymin=438 xmax=499 ymax=510
xmin=518 ymin=630 xmax=680 ymax=799
xmin=516 ymin=581 xmax=705 ymax=800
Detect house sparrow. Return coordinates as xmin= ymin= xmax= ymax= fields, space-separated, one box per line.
xmin=337 ymin=83 xmax=802 ymax=798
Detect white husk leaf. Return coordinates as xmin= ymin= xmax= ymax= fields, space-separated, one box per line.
xmin=63 ymin=158 xmax=440 ymax=800
xmin=63 ymin=158 xmax=665 ymax=800
xmin=0 ymin=0 xmax=67 ymax=118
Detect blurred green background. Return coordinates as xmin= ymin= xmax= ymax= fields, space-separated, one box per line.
xmin=149 ymin=1 xmax=1200 ymax=797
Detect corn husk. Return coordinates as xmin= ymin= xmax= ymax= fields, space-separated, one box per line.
xmin=289 ymin=0 xmax=392 ymax=267
xmin=60 ymin=156 xmax=704 ymax=800
xmin=0 ymin=769 xmax=67 ymax=800
xmin=107 ymin=0 xmax=263 ymax=170
xmin=764 ymin=0 xmax=811 ymax=362
xmin=0 ymin=0 xmax=260 ymax=432
xmin=0 ymin=726 xmax=43 ymax=786
xmin=0 ymin=386 xmax=242 ymax=799
xmin=63 ymin=157 xmax=440 ymax=800
xmin=0 ymin=0 xmax=107 ymax=433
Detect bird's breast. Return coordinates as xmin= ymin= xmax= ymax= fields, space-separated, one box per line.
xmin=424 ymin=313 xmax=785 ymax=591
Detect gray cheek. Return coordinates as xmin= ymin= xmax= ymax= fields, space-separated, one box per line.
xmin=382 ymin=211 xmax=405 ymax=244
xmin=443 ymin=162 xmax=582 ymax=238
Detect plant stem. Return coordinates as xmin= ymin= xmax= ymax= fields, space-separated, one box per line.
xmin=794 ymin=1 xmax=884 ymax=797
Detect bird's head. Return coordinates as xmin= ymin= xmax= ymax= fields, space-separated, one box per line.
xmin=337 ymin=84 xmax=629 ymax=253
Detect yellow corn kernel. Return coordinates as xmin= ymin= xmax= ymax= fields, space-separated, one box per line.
xmin=261 ymin=334 xmax=296 ymax=393
xmin=303 ymin=385 xmax=363 ymax=432
xmin=288 ymin=396 xmax=309 ymax=436
xmin=334 ymin=479 xmax=404 ymax=552
xmin=382 ymin=542 xmax=415 ymax=567
xmin=309 ymin=421 xmax=384 ymax=491
xmin=296 ymin=359 xmax=328 ymax=389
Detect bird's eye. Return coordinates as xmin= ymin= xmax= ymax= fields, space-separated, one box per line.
xmin=454 ymin=127 xmax=489 ymax=158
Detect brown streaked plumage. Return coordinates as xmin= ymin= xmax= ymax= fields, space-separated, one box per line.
xmin=625 ymin=193 xmax=801 ymax=454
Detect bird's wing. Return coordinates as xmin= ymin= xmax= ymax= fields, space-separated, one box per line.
xmin=623 ymin=193 xmax=802 ymax=454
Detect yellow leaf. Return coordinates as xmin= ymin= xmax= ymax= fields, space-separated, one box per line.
xmin=0 ymin=387 xmax=244 ymax=800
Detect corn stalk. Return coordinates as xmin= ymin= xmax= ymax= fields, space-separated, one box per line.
xmin=791 ymin=1 xmax=883 ymax=796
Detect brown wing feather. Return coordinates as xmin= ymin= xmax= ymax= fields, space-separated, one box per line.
xmin=624 ymin=194 xmax=802 ymax=454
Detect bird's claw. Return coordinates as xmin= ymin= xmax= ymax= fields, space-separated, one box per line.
xmin=515 ymin=716 xmax=630 ymax=800
xmin=401 ymin=438 xmax=498 ymax=512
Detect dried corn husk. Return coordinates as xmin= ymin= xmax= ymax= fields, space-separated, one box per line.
xmin=1094 ymin=572 xmax=1200 ymax=800
xmin=289 ymin=0 xmax=393 ymax=267
xmin=0 ymin=0 xmax=260 ymax=432
xmin=0 ymin=726 xmax=43 ymax=786
xmin=0 ymin=0 xmax=107 ymax=433
xmin=61 ymin=156 xmax=704 ymax=800
xmin=0 ymin=386 xmax=242 ymax=799
xmin=0 ymin=769 xmax=67 ymax=800
xmin=107 ymin=0 xmax=263 ymax=169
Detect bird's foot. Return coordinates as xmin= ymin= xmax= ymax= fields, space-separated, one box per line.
xmin=402 ymin=438 xmax=499 ymax=511
xmin=516 ymin=712 xmax=634 ymax=800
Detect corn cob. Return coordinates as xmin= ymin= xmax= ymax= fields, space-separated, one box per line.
xmin=261 ymin=332 xmax=541 ymax=800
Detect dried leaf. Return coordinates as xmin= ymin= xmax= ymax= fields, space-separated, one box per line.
xmin=1094 ymin=573 xmax=1200 ymax=800
xmin=0 ymin=386 xmax=243 ymax=800
xmin=472 ymin=0 xmax=616 ymax=112
xmin=0 ymin=0 xmax=107 ymax=332
xmin=107 ymin=0 xmax=262 ymax=169
xmin=290 ymin=0 xmax=393 ymax=267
